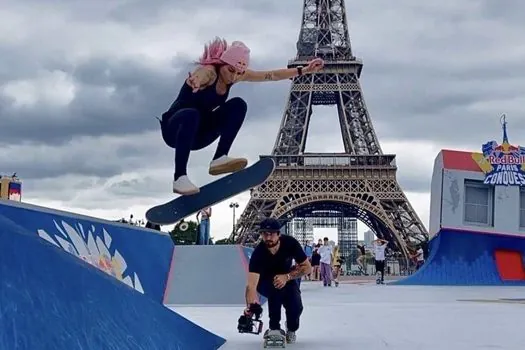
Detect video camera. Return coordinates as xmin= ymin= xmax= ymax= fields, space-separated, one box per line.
xmin=237 ymin=303 xmax=263 ymax=335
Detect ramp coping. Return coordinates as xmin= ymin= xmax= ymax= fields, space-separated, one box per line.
xmin=0 ymin=199 xmax=169 ymax=237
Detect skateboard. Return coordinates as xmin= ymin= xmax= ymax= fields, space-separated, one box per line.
xmin=263 ymin=330 xmax=286 ymax=348
xmin=145 ymin=157 xmax=275 ymax=225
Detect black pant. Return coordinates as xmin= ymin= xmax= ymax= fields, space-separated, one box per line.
xmin=257 ymin=279 xmax=303 ymax=332
xmin=161 ymin=97 xmax=247 ymax=179
xmin=375 ymin=260 xmax=385 ymax=281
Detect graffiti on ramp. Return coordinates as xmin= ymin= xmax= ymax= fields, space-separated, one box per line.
xmin=37 ymin=219 xmax=144 ymax=293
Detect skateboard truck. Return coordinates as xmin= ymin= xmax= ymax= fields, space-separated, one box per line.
xmin=237 ymin=303 xmax=263 ymax=335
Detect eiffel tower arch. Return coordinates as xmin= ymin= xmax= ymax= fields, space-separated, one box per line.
xmin=283 ymin=208 xmax=360 ymax=266
xmin=230 ymin=0 xmax=428 ymax=259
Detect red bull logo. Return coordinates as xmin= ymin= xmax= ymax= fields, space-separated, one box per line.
xmin=487 ymin=154 xmax=525 ymax=165
xmin=478 ymin=116 xmax=525 ymax=186
xmin=481 ymin=145 xmax=525 ymax=186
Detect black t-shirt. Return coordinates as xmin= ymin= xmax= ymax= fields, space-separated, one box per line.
xmin=358 ymin=245 xmax=365 ymax=255
xmin=311 ymin=251 xmax=321 ymax=265
xmin=249 ymin=235 xmax=307 ymax=281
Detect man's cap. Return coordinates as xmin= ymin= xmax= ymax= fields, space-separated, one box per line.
xmin=258 ymin=218 xmax=281 ymax=233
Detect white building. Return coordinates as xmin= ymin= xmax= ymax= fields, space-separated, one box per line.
xmin=364 ymin=230 xmax=375 ymax=247
xmin=429 ymin=149 xmax=525 ymax=238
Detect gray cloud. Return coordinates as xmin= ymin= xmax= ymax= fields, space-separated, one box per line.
xmin=0 ymin=51 xmax=291 ymax=147
xmin=0 ymin=57 xmax=181 ymax=146
xmin=1 ymin=0 xmax=524 ymax=232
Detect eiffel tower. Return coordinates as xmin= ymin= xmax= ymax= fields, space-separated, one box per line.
xmin=230 ymin=0 xmax=428 ymax=258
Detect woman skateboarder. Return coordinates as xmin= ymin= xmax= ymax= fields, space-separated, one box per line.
xmin=159 ymin=37 xmax=324 ymax=195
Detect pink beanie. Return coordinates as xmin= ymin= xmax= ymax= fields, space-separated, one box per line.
xmin=220 ymin=41 xmax=250 ymax=72
xmin=198 ymin=37 xmax=250 ymax=72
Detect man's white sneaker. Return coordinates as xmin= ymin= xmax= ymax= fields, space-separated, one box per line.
xmin=172 ymin=175 xmax=199 ymax=195
xmin=209 ymin=155 xmax=247 ymax=176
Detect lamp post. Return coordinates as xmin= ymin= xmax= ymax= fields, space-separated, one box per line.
xmin=229 ymin=202 xmax=239 ymax=234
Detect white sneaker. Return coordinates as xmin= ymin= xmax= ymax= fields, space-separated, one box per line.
xmin=172 ymin=175 xmax=199 ymax=195
xmin=209 ymin=155 xmax=247 ymax=175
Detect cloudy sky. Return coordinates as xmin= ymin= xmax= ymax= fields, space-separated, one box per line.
xmin=2 ymin=0 xmax=524 ymax=242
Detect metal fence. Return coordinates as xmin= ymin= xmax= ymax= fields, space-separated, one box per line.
xmin=341 ymin=255 xmax=418 ymax=277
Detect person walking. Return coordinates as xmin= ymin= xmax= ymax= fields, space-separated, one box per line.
xmin=318 ymin=237 xmax=332 ymax=287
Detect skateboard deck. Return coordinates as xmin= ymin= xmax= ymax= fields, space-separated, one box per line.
xmin=145 ymin=157 xmax=275 ymax=225
xmin=263 ymin=333 xmax=286 ymax=348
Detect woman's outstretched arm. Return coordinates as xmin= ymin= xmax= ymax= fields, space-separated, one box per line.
xmin=240 ymin=58 xmax=324 ymax=82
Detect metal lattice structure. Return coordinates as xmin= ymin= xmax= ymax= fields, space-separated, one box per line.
xmin=229 ymin=0 xmax=428 ymax=259
xmin=285 ymin=212 xmax=358 ymax=265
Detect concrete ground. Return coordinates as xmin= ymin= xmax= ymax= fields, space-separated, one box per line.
xmin=171 ymin=280 xmax=524 ymax=349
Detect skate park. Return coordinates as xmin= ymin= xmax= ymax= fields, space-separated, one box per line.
xmin=1 ymin=0 xmax=524 ymax=349
xmin=1 ymin=142 xmax=524 ymax=349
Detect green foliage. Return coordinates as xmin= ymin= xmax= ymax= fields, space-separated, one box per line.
xmin=168 ymin=219 xmax=216 ymax=245
xmin=169 ymin=220 xmax=199 ymax=245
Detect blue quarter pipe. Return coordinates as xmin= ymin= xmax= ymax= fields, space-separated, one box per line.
xmin=0 ymin=200 xmax=226 ymax=349
xmin=393 ymin=228 xmax=525 ymax=286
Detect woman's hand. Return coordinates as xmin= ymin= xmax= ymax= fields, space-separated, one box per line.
xmin=187 ymin=72 xmax=201 ymax=92
xmin=304 ymin=58 xmax=324 ymax=74
xmin=186 ymin=66 xmax=216 ymax=92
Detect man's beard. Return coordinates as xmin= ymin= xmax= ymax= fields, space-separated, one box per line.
xmin=264 ymin=240 xmax=279 ymax=248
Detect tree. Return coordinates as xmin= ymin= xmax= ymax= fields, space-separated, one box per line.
xmin=169 ymin=220 xmax=199 ymax=245
xmin=168 ymin=220 xmax=218 ymax=245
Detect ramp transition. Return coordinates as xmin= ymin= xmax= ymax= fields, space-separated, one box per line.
xmin=0 ymin=212 xmax=226 ymax=349
xmin=393 ymin=228 xmax=525 ymax=286
xmin=163 ymin=245 xmax=266 ymax=305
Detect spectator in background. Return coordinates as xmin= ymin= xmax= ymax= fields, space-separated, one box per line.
xmin=318 ymin=237 xmax=333 ymax=287
xmin=410 ymin=245 xmax=425 ymax=270
xmin=196 ymin=207 xmax=212 ymax=245
xmin=311 ymin=245 xmax=321 ymax=280
xmin=331 ymin=245 xmax=341 ymax=287
xmin=372 ymin=238 xmax=388 ymax=284
xmin=303 ymin=240 xmax=313 ymax=280
xmin=356 ymin=244 xmax=368 ymax=275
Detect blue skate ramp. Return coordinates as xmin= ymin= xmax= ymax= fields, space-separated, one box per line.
xmin=0 ymin=214 xmax=226 ymax=350
xmin=0 ymin=199 xmax=175 ymax=304
xmin=393 ymin=228 xmax=525 ymax=286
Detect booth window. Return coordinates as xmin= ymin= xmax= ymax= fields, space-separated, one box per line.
xmin=463 ymin=179 xmax=494 ymax=226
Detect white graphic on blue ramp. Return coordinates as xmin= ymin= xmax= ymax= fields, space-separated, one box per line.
xmin=0 ymin=213 xmax=226 ymax=349
xmin=0 ymin=199 xmax=174 ymax=303
xmin=37 ymin=218 xmax=144 ymax=293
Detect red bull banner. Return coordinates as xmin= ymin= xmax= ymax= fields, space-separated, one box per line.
xmin=472 ymin=115 xmax=525 ymax=186
xmin=8 ymin=182 xmax=21 ymax=201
